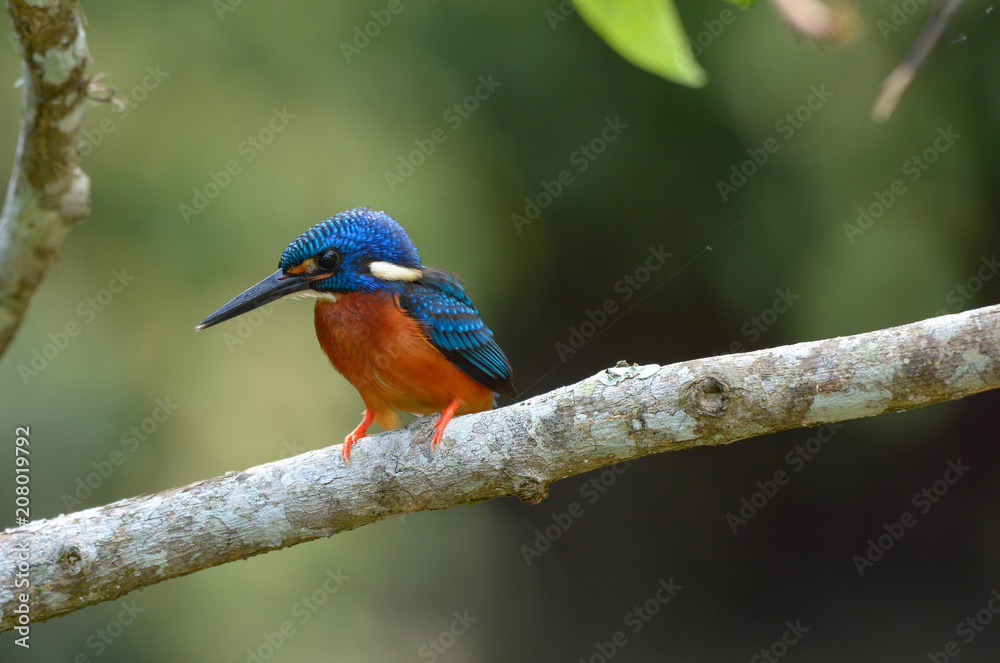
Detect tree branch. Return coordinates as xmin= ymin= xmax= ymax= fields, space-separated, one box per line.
xmin=0 ymin=0 xmax=91 ymax=359
xmin=2 ymin=304 xmax=999 ymax=630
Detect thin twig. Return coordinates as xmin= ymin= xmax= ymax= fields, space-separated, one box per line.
xmin=872 ymin=0 xmax=965 ymax=122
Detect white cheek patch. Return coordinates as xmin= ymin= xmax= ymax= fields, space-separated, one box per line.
xmin=285 ymin=290 xmax=338 ymax=302
xmin=370 ymin=261 xmax=422 ymax=282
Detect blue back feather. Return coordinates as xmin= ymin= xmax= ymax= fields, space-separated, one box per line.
xmin=400 ymin=269 xmax=516 ymax=399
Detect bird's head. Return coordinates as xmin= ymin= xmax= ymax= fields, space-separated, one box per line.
xmin=196 ymin=207 xmax=422 ymax=330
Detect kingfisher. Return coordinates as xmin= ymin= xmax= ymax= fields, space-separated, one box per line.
xmin=196 ymin=207 xmax=516 ymax=461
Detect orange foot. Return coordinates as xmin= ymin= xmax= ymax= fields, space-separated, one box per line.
xmin=342 ymin=409 xmax=375 ymax=462
xmin=430 ymin=399 xmax=462 ymax=451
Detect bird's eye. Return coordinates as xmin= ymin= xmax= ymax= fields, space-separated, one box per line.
xmin=316 ymin=249 xmax=341 ymax=271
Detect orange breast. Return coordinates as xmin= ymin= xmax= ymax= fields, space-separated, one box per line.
xmin=313 ymin=291 xmax=496 ymax=429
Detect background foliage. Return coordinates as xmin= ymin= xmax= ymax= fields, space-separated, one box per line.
xmin=2 ymin=0 xmax=1000 ymax=660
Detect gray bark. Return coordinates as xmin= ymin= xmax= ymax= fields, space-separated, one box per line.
xmin=2 ymin=303 xmax=999 ymax=631
xmin=0 ymin=0 xmax=92 ymax=358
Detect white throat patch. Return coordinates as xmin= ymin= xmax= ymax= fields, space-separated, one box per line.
xmin=370 ymin=261 xmax=422 ymax=282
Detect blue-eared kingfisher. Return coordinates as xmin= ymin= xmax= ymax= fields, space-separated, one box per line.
xmin=195 ymin=207 xmax=516 ymax=461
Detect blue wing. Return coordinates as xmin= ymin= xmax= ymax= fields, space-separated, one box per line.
xmin=399 ymin=268 xmax=516 ymax=399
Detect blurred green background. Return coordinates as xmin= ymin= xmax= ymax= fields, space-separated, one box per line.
xmin=2 ymin=0 xmax=1000 ymax=660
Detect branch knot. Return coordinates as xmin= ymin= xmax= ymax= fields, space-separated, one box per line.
xmin=683 ymin=376 xmax=731 ymax=417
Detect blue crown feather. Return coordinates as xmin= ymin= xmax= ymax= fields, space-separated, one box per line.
xmin=279 ymin=207 xmax=420 ymax=273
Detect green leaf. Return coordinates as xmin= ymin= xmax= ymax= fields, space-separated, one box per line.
xmin=725 ymin=0 xmax=755 ymax=8
xmin=575 ymin=0 xmax=707 ymax=88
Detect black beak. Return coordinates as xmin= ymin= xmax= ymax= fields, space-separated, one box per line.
xmin=195 ymin=269 xmax=320 ymax=330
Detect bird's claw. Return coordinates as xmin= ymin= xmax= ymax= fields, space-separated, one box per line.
xmin=429 ymin=425 xmax=445 ymax=452
xmin=341 ymin=432 xmax=367 ymax=463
